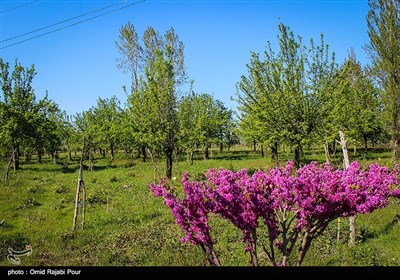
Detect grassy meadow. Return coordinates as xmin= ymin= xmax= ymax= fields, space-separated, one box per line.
xmin=1 ymin=146 xmax=399 ymax=266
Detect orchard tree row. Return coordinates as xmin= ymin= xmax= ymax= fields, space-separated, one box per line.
xmin=0 ymin=57 xmax=238 ymax=178
xmin=237 ymin=0 xmax=400 ymax=167
xmin=1 ymin=0 xmax=398 ymax=178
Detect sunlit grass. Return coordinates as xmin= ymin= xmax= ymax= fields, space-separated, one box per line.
xmin=0 ymin=146 xmax=399 ymax=266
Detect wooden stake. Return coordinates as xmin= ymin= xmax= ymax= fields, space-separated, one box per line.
xmin=338 ymin=131 xmax=356 ymax=246
xmin=4 ymin=149 xmax=17 ymax=184
xmin=72 ymin=138 xmax=87 ymax=231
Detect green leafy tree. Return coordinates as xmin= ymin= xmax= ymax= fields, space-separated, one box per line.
xmin=89 ymin=96 xmax=122 ymax=160
xmin=121 ymin=25 xmax=186 ymax=179
xmin=366 ymin=0 xmax=400 ymax=162
xmin=74 ymin=111 xmax=97 ymax=170
xmin=237 ymin=23 xmax=336 ymax=166
xmin=31 ymin=97 xmax=65 ymax=164
xmin=0 ymin=59 xmax=38 ymax=170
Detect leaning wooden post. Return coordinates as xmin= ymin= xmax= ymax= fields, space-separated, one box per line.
xmin=81 ymin=177 xmax=86 ymax=230
xmin=4 ymin=149 xmax=17 ymax=184
xmin=338 ymin=131 xmax=356 ymax=246
xmin=72 ymin=138 xmax=86 ymax=230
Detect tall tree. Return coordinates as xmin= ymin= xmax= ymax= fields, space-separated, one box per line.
xmin=119 ymin=25 xmax=186 ymax=179
xmin=237 ymin=23 xmax=336 ymax=166
xmin=0 ymin=59 xmax=36 ymax=170
xmin=115 ymin=21 xmax=143 ymax=93
xmin=366 ymin=0 xmax=400 ymax=162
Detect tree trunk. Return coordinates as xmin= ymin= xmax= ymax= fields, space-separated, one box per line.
xmin=88 ymin=150 xmax=93 ymax=172
xmin=201 ymin=243 xmax=220 ymax=266
xmin=324 ymin=141 xmax=331 ymax=165
xmin=219 ymin=141 xmax=223 ymax=153
xmin=204 ymin=146 xmax=210 ymax=160
xmin=141 ymin=145 xmax=147 ymax=162
xmin=392 ymin=134 xmax=400 ymax=163
xmin=13 ymin=145 xmax=19 ymax=171
xmin=353 ymin=145 xmax=356 ymax=156
xmin=391 ymin=103 xmax=400 ymax=162
xmin=68 ymin=150 xmax=72 ymax=161
xmin=270 ymin=142 xmax=278 ymax=163
xmin=188 ymin=151 xmax=194 ymax=166
xmin=25 ymin=152 xmax=31 ymax=163
xmin=296 ymin=233 xmax=311 ymax=266
xmin=294 ymin=143 xmax=302 ymax=167
xmin=110 ymin=143 xmax=114 ymax=160
xmin=37 ymin=150 xmax=42 ymax=164
xmin=253 ymin=140 xmax=257 ymax=152
xmin=364 ymin=136 xmax=368 ymax=151
xmin=337 ymin=217 xmax=341 ymax=243
xmin=51 ymin=151 xmax=57 ymax=164
xmin=261 ymin=144 xmax=265 ymax=158
xmin=333 ymin=140 xmax=337 ymax=156
xmin=166 ymin=148 xmax=173 ymax=179
xmin=339 ymin=131 xmax=350 ymax=168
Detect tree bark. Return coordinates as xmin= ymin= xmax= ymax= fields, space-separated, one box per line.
xmin=294 ymin=143 xmax=302 ymax=167
xmin=200 ymin=243 xmax=220 ymax=266
xmin=339 ymin=131 xmax=356 ymax=246
xmin=188 ymin=151 xmax=194 ymax=166
xmin=37 ymin=150 xmax=42 ymax=164
xmin=166 ymin=148 xmax=173 ymax=179
xmin=204 ymin=146 xmax=210 ymax=160
xmin=12 ymin=145 xmax=20 ymax=171
xmin=261 ymin=144 xmax=265 ymax=158
xmin=253 ymin=140 xmax=257 ymax=152
xmin=141 ymin=145 xmax=147 ymax=162
xmin=25 ymin=152 xmax=31 ymax=163
xmin=88 ymin=150 xmax=93 ymax=172
xmin=391 ymin=102 xmax=400 ymax=162
xmin=270 ymin=142 xmax=278 ymax=163
xmin=110 ymin=143 xmax=114 ymax=160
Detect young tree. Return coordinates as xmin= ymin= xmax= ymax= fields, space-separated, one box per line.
xmin=178 ymin=91 xmax=233 ymax=163
xmin=319 ymin=51 xmax=384 ymax=161
xmin=118 ymin=25 xmax=186 ymax=179
xmin=90 ymin=96 xmax=122 ymax=160
xmin=237 ymin=24 xmax=336 ymax=166
xmin=366 ymin=0 xmax=400 ymax=162
xmin=74 ymin=111 xmax=97 ymax=171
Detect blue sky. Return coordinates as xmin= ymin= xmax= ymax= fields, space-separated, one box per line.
xmin=1 ymin=0 xmax=370 ymax=116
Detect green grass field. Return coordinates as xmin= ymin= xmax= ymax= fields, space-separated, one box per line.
xmin=1 ymin=147 xmax=399 ymax=266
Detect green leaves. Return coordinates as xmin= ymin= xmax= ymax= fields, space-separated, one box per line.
xmin=237 ymin=23 xmax=336 ymax=165
xmin=366 ymin=0 xmax=400 ymax=161
xmin=0 ymin=59 xmax=64 ymax=164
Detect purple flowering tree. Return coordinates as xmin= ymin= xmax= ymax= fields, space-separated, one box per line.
xmin=150 ymin=161 xmax=400 ymax=266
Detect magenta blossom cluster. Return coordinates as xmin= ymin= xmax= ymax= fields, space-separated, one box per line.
xmin=149 ymin=161 xmax=400 ymax=266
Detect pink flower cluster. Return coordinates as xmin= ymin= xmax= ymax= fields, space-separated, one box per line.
xmin=149 ymin=161 xmax=400 ymax=266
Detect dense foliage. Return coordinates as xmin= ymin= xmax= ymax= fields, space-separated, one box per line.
xmin=150 ymin=161 xmax=400 ymax=266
